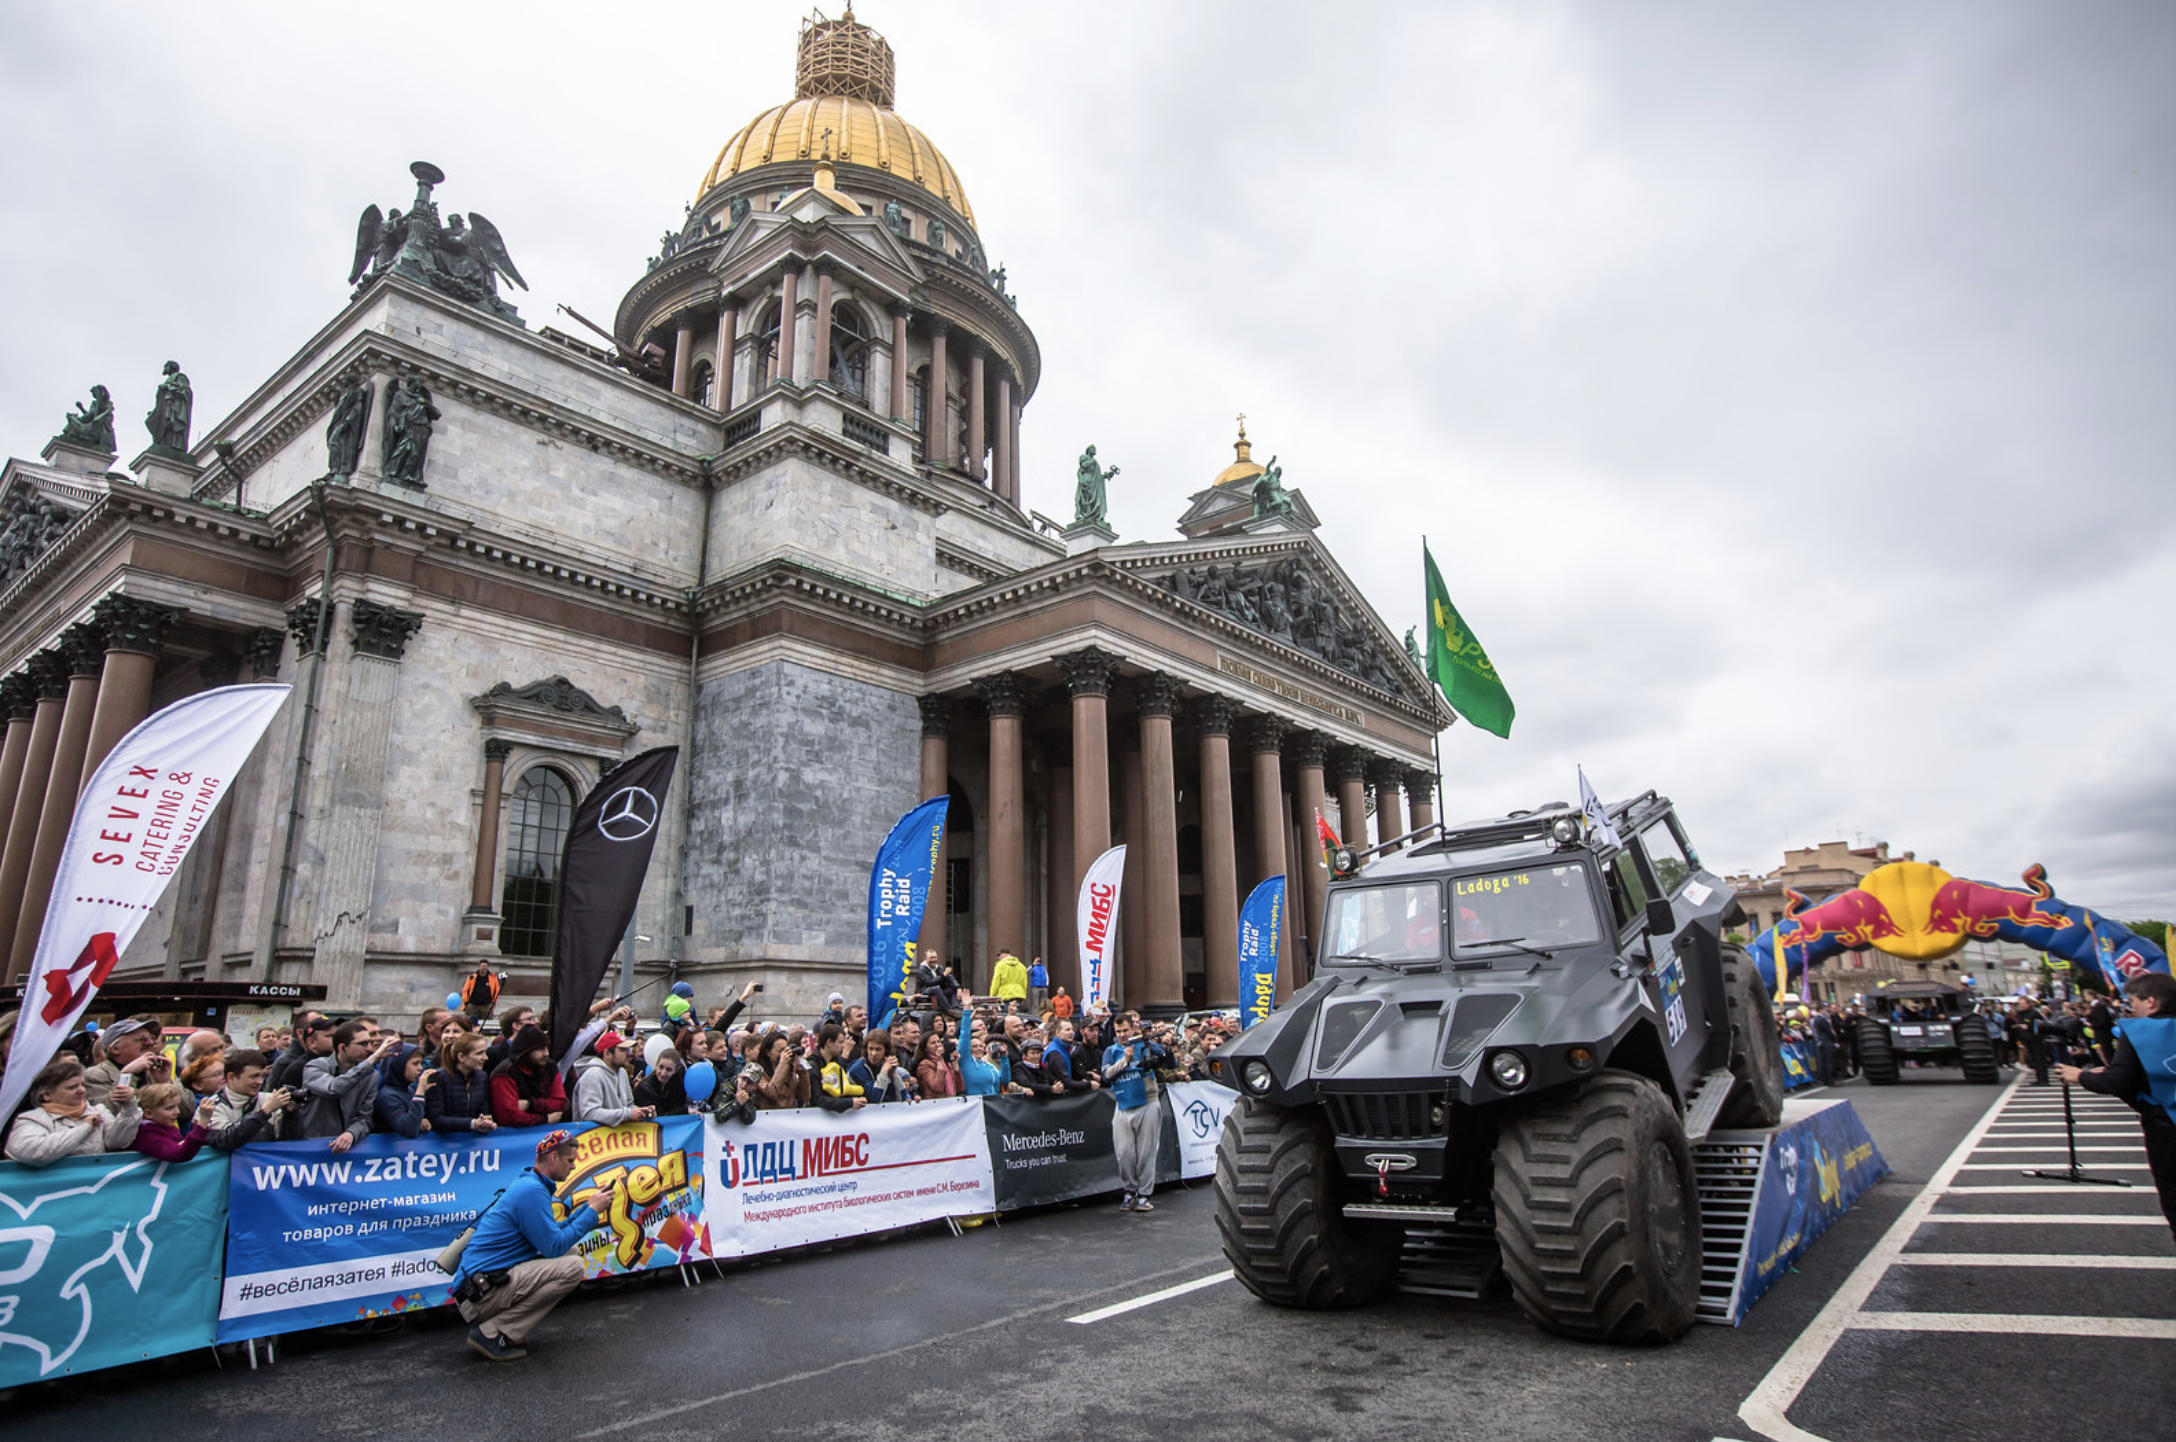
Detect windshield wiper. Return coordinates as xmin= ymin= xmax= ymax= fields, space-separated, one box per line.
xmin=1324 ymin=952 xmax=1439 ymax=971
xmin=1325 ymin=952 xmax=1384 ymax=964
xmin=1467 ymin=936 xmax=1554 ymax=959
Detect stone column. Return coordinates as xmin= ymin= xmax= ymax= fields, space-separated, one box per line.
xmin=1196 ymin=695 xmax=1240 ymax=1008
xmin=1008 ymin=398 xmax=1023 ymax=506
xmin=309 ymin=600 xmax=425 ymax=1007
xmin=1370 ymin=758 xmax=1408 ymax=851
xmin=8 ymin=627 xmax=106 ymax=978
xmin=671 ymin=314 xmax=695 ymax=398
xmin=467 ymin=739 xmax=510 ymax=912
xmin=889 ymin=308 xmax=911 ymax=420
xmin=924 ymin=322 xmax=950 ymax=468
xmin=977 ymin=670 xmax=1028 ymax=972
xmin=1115 ymin=727 xmax=1144 ymax=1007
xmin=993 ymin=372 xmax=1014 ymax=505
xmin=1137 ymin=674 xmax=1185 ymax=1014
xmin=914 ymin=695 xmax=951 ymax=970
xmin=811 ymin=263 xmax=835 ymax=385
xmin=78 ymin=595 xmax=184 ymax=794
xmin=1245 ymin=715 xmax=1294 ymax=999
xmin=1332 ymin=745 xmax=1370 ymax=857
xmin=713 ymin=295 xmax=737 ymax=411
xmin=966 ymin=346 xmax=987 ymax=482
xmin=1056 ymin=647 xmax=1118 ymax=1004
xmin=773 ymin=270 xmax=798 ymax=384
xmin=1288 ymin=729 xmax=1332 ymax=974
xmin=1047 ymin=758 xmax=1074 ymax=994
xmin=1404 ymin=767 xmax=1438 ymax=837
xmin=0 ymin=678 xmax=33 ymax=863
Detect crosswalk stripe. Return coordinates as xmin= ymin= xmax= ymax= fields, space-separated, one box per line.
xmin=1919 ymin=1213 xmax=2168 ymax=1224
xmin=1848 ymin=1312 xmax=2176 ymax=1339
xmin=1894 ymin=1253 xmax=2176 ymax=1269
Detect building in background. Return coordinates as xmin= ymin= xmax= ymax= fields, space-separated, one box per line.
xmin=0 ymin=11 xmax=1447 ymax=1024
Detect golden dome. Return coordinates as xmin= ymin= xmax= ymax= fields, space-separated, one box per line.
xmin=696 ymin=10 xmax=975 ymax=226
xmin=1213 ymin=418 xmax=1266 ymax=487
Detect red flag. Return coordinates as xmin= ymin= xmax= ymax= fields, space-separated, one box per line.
xmin=1316 ymin=809 xmax=1341 ymax=861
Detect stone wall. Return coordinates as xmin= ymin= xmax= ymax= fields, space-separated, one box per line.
xmin=683 ymin=659 xmax=920 ymax=1016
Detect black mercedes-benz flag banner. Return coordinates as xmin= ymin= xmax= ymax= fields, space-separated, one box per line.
xmin=547 ymin=745 xmax=678 ymax=1068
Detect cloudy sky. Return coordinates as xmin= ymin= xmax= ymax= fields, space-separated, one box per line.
xmin=2 ymin=1 xmax=2169 ymax=916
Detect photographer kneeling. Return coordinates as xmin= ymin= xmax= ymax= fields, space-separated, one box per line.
xmin=452 ymin=1129 xmax=610 ymax=1362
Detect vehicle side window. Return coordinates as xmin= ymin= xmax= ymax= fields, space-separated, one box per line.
xmin=1638 ymin=820 xmax=1693 ymax=896
xmin=1604 ymin=852 xmax=1650 ymax=932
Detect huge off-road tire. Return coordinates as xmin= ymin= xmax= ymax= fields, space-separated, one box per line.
xmin=1717 ymin=946 xmax=1785 ymax=1129
xmin=1214 ymin=1096 xmax=1404 ymax=1309
xmin=1857 ymin=1019 xmax=1899 ymax=1085
xmin=1955 ymin=1019 xmax=2000 ymax=1084
xmin=1491 ymin=1070 xmax=1702 ymax=1344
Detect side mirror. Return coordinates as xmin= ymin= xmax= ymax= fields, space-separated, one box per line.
xmin=1645 ymin=898 xmax=1675 ymax=937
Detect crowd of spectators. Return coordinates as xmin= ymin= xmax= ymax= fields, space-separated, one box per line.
xmin=2 ymin=969 xmax=1241 ymax=1171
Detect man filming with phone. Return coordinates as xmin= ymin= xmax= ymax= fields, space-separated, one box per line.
xmin=1102 ymin=1011 xmax=1173 ymax=1213
xmin=453 ymin=1129 xmax=610 ymax=1362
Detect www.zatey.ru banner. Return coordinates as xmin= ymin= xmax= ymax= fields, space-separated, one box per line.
xmin=218 ymin=1118 xmax=706 ymax=1341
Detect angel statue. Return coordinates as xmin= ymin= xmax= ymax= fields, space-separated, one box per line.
xmin=1251 ymin=455 xmax=1294 ymax=519
xmin=1074 ymin=445 xmax=1118 ymax=528
xmin=346 ymin=163 xmax=528 ymax=326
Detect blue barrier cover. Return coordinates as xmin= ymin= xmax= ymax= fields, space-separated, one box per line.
xmin=1737 ymin=1098 xmax=1888 ymax=1319
xmin=0 ymin=1152 xmax=227 ymax=1388
xmin=1781 ymin=1042 xmax=1818 ymax=1089
xmin=217 ymin=1116 xmax=706 ymax=1342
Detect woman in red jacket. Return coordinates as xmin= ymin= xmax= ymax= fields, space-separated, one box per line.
xmin=488 ymin=1024 xmax=566 ymax=1127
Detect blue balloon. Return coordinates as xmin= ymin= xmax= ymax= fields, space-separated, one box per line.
xmin=445 ymin=992 xmax=463 ymax=1010
xmin=682 ymin=1061 xmax=717 ymax=1107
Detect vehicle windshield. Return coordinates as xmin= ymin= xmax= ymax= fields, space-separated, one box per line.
xmin=1449 ymin=863 xmax=1604 ymax=953
xmin=1322 ymin=882 xmax=1441 ymax=965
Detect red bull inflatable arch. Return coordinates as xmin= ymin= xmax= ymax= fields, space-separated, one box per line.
xmin=1749 ymin=860 xmax=2169 ymax=997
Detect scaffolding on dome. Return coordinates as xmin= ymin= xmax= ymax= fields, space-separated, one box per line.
xmin=798 ymin=7 xmax=896 ymax=107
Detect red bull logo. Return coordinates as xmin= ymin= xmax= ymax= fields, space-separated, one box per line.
xmin=1924 ymin=864 xmax=2074 ymax=939
xmin=1779 ymin=888 xmax=1903 ymax=951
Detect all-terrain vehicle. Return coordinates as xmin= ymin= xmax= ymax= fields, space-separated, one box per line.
xmin=1853 ymin=979 xmax=2000 ymax=1085
xmin=1208 ymin=791 xmax=1782 ymax=1344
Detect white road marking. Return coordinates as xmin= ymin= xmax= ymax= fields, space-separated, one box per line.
xmin=1066 ymin=1269 xmax=1232 ymax=1323
xmin=1895 ymin=1252 xmax=2176 ymax=1269
xmin=1967 ymin=1146 xmax=2146 ymax=1154
xmin=1737 ymin=1075 xmax=2020 ymax=1442
xmin=1955 ymin=1161 xmax=2151 ymax=1171
xmin=1848 ymin=1312 xmax=2176 ymax=1339
xmin=1918 ymin=1212 xmax=2170 ymax=1224
xmin=1934 ymin=1182 xmax=2162 ymax=1195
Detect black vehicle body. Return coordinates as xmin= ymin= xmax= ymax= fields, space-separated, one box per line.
xmin=1210 ymin=791 xmax=1739 ymax=1201
xmin=1855 ymin=979 xmax=2000 ymax=1084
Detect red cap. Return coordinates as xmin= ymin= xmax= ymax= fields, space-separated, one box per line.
xmin=597 ymin=1031 xmax=629 ymax=1053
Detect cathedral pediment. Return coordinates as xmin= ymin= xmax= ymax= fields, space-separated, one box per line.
xmin=0 ymin=468 xmax=104 ymax=593
xmin=470 ymin=675 xmax=641 ymax=754
xmin=1138 ymin=543 xmax=1429 ymax=708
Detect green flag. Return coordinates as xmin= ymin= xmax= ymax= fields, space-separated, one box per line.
xmin=1424 ymin=543 xmax=1515 ymax=738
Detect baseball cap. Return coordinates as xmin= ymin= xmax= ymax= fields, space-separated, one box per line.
xmin=102 ymin=1018 xmax=152 ymax=1043
xmin=534 ymin=1129 xmax=578 ymax=1160
xmin=597 ymin=1031 xmax=629 ymax=1053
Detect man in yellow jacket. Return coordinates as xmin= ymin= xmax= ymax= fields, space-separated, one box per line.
xmin=991 ymin=952 xmax=1029 ymax=1005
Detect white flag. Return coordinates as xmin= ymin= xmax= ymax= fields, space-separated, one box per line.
xmin=1076 ymin=844 xmax=1127 ymax=1014
xmin=0 ymin=684 xmax=290 ymax=1121
xmin=1578 ymin=766 xmax=1623 ymax=848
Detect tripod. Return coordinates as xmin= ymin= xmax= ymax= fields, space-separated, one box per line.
xmin=2022 ymin=1077 xmax=2133 ymax=1187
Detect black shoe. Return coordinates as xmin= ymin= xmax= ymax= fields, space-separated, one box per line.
xmin=467 ymin=1326 xmax=527 ymax=1362
xmin=1118 ymin=1193 xmax=1136 ymax=1212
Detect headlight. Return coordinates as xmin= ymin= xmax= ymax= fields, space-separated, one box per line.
xmin=1550 ymin=817 xmax=1580 ymax=845
xmin=1241 ymin=1060 xmax=1275 ymax=1094
xmin=1488 ymin=1050 xmax=1529 ymax=1091
xmin=1565 ymin=1045 xmax=1596 ymax=1073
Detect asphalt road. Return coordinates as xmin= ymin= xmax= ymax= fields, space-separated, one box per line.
xmin=7 ymin=1070 xmax=2170 ymax=1442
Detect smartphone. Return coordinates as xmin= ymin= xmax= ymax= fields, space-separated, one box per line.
xmin=752 ymin=983 xmax=765 ymax=993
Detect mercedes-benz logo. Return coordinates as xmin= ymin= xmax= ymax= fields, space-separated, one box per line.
xmin=597 ymin=786 xmax=659 ymax=842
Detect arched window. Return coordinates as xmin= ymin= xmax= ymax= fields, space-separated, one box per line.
xmin=829 ymin=304 xmax=871 ymax=402
xmin=499 ymin=766 xmax=575 ymax=957
xmin=691 ymin=359 xmax=715 ymax=408
xmin=757 ymin=302 xmax=783 ymax=385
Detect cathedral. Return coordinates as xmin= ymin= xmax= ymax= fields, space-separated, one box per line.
xmin=0 ymin=11 xmax=1449 ymax=1023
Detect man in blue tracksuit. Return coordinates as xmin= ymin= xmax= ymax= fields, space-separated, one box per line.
xmin=453 ymin=1129 xmax=610 ymax=1361
xmin=1102 ymin=1012 xmax=1173 ymax=1213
